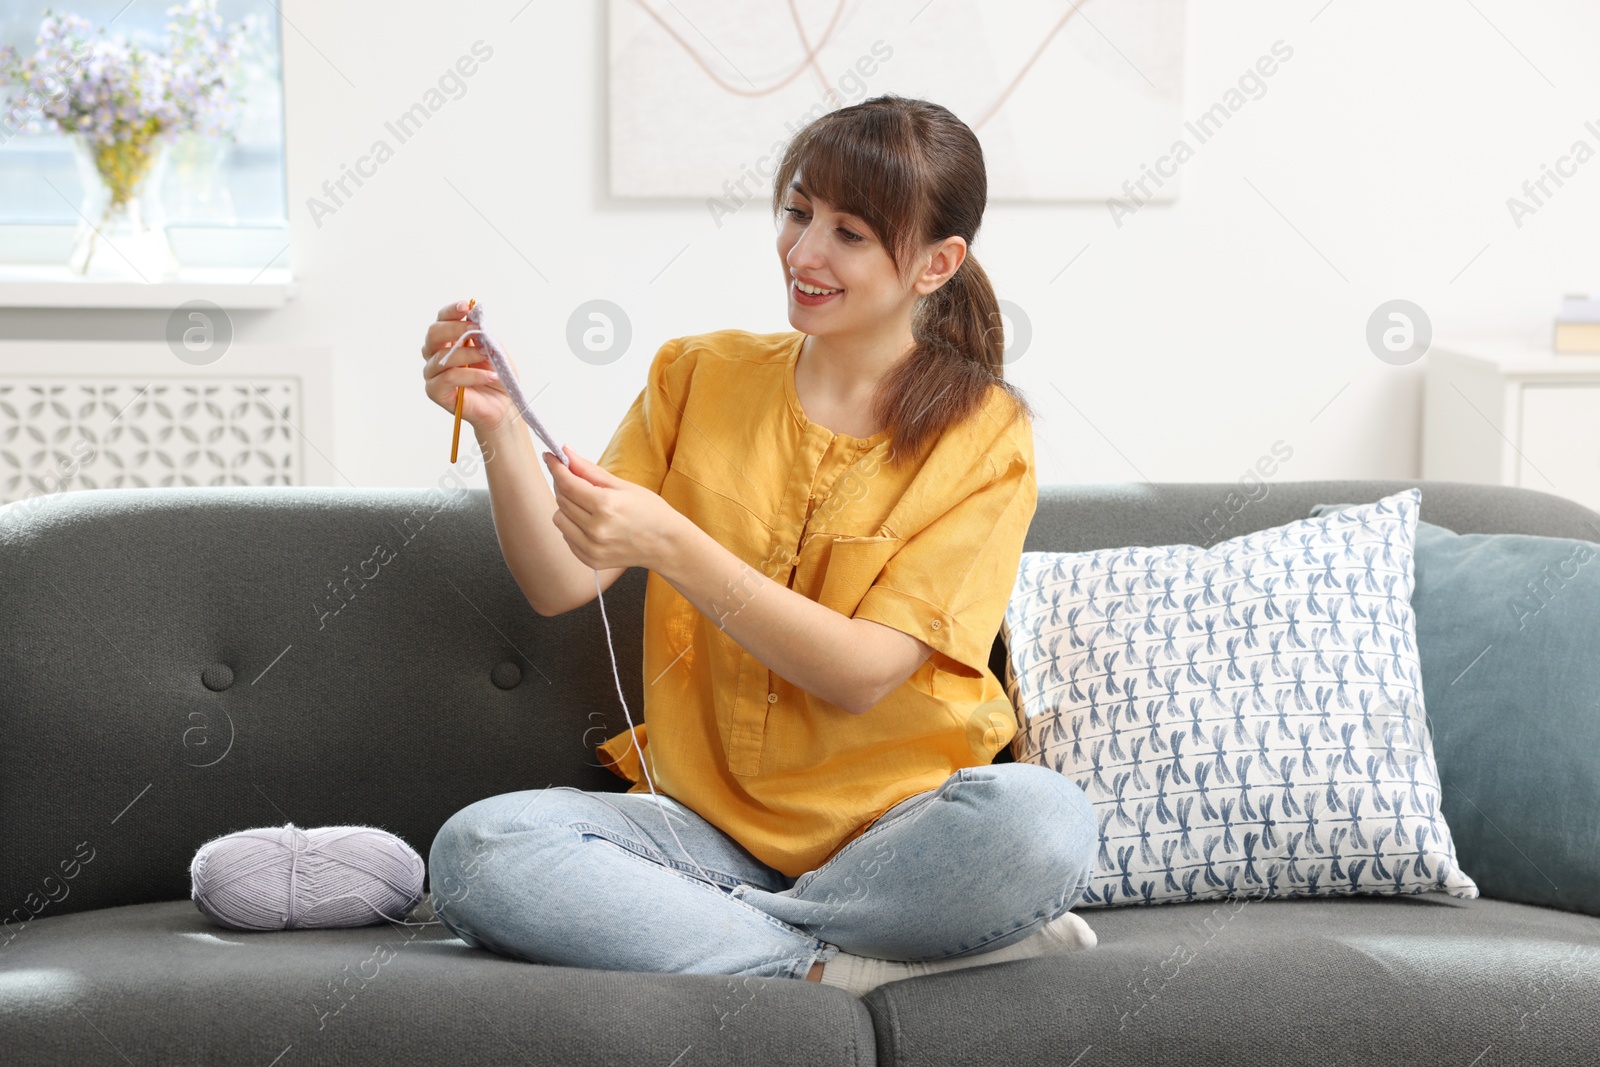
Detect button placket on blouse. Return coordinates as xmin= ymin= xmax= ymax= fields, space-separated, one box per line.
xmin=728 ymin=426 xmax=832 ymax=777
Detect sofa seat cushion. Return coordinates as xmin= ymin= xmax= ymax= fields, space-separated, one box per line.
xmin=863 ymin=894 xmax=1600 ymax=1067
xmin=0 ymin=900 xmax=876 ymax=1067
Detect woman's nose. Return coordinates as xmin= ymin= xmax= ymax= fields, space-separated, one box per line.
xmin=787 ymin=231 xmax=825 ymax=267
xmin=789 ymin=219 xmax=828 ymax=259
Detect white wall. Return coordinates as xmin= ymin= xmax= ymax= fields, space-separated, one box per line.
xmin=3 ymin=0 xmax=1596 ymax=490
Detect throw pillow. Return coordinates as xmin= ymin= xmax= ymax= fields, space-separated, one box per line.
xmin=1002 ymin=487 xmax=1479 ymax=908
xmin=1307 ymin=500 xmax=1600 ymax=919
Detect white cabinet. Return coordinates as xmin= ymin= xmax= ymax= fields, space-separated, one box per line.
xmin=1424 ymin=343 xmax=1600 ymax=513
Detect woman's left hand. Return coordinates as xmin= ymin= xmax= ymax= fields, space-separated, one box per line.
xmin=543 ymin=445 xmax=680 ymax=572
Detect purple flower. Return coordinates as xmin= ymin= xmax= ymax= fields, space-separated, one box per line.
xmin=0 ymin=0 xmax=251 ymax=144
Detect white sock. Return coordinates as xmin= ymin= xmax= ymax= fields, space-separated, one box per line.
xmin=816 ymin=908 xmax=1097 ymax=996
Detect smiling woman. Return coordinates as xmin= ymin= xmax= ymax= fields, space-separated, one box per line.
xmin=771 ymin=94 xmax=1036 ymax=465
xmin=423 ymin=92 xmax=1098 ymax=999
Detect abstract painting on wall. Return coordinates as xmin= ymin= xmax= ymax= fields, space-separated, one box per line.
xmin=608 ymin=0 xmax=1187 ymax=208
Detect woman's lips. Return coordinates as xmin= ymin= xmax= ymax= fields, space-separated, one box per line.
xmin=792 ymin=280 xmax=842 ymax=306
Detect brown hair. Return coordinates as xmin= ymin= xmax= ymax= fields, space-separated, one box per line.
xmin=770 ymin=92 xmax=1035 ymax=467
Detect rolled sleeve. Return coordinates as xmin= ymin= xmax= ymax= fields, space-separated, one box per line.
xmin=855 ymin=441 xmax=1037 ymax=678
xmin=597 ymin=336 xmax=689 ymax=495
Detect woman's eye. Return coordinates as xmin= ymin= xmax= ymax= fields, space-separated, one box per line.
xmin=786 ymin=206 xmax=863 ymax=244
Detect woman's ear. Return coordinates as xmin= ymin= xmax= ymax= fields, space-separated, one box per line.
xmin=917 ymin=236 xmax=967 ymax=294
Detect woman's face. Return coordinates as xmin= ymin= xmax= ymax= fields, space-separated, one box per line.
xmin=777 ymin=179 xmax=914 ymax=336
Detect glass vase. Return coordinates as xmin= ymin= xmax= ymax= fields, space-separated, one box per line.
xmin=68 ymin=134 xmax=179 ymax=281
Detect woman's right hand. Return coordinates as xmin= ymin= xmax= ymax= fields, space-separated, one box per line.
xmin=420 ymin=299 xmax=521 ymax=433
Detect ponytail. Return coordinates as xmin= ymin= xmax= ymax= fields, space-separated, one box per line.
xmin=875 ymin=251 xmax=1033 ymax=466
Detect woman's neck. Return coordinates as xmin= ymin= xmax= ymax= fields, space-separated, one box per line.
xmin=799 ymin=330 xmax=916 ymax=402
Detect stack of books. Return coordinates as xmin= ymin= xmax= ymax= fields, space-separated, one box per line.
xmin=1555 ymin=294 xmax=1600 ymax=353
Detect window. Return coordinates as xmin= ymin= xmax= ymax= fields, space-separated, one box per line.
xmin=0 ymin=0 xmax=286 ymax=270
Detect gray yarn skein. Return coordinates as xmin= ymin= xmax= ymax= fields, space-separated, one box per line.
xmin=190 ymin=822 xmax=425 ymax=931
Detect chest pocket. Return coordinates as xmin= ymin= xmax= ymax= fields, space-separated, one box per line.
xmin=793 ymin=533 xmax=902 ymax=618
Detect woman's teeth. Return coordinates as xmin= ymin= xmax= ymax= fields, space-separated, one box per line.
xmin=795 ymin=281 xmax=841 ymax=296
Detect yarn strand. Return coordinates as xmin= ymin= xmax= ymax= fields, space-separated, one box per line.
xmin=592 ymin=566 xmax=721 ymax=888
xmin=447 ymin=305 xmax=720 ymax=891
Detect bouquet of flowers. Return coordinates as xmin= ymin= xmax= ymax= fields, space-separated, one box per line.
xmin=0 ymin=1 xmax=250 ymax=275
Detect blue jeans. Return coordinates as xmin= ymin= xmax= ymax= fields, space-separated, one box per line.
xmin=427 ymin=761 xmax=1098 ymax=980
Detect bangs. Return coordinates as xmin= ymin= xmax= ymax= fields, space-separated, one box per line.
xmin=778 ymin=107 xmax=926 ymax=274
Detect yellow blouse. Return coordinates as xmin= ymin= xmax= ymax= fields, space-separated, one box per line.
xmin=593 ymin=328 xmax=1038 ymax=878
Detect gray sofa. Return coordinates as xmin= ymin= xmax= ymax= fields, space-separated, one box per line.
xmin=3 ymin=478 xmax=1598 ymax=1066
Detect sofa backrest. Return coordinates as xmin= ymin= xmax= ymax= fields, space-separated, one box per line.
xmin=2 ymin=478 xmax=1593 ymax=920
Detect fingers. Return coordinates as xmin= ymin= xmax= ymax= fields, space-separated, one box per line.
xmin=422 ymin=300 xmax=476 ymax=357
xmin=544 ymin=451 xmax=595 ymax=517
xmin=422 ymin=319 xmax=476 ymax=360
xmin=433 ymin=365 xmax=498 ymax=387
xmin=549 ymin=508 xmax=589 ymax=565
xmin=424 ymin=333 xmax=495 ymax=379
xmin=431 ymin=338 xmax=488 ymax=374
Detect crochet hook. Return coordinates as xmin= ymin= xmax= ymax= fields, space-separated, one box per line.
xmin=450 ymin=297 xmax=475 ymax=463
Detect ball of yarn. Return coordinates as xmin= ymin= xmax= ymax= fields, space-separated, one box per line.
xmin=190 ymin=822 xmax=425 ymax=931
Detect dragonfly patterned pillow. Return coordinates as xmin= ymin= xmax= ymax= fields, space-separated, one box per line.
xmin=1001 ymin=487 xmax=1479 ymax=908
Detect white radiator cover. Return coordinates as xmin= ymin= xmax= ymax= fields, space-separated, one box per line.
xmin=0 ymin=342 xmax=336 ymax=506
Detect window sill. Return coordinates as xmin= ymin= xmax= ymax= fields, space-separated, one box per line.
xmin=0 ymin=264 xmax=296 ymax=309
